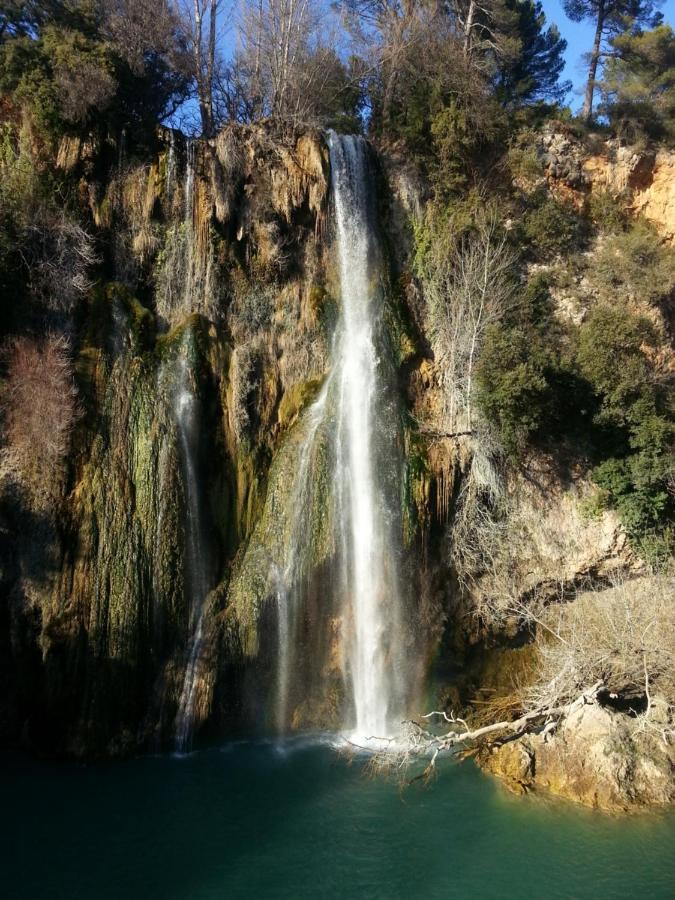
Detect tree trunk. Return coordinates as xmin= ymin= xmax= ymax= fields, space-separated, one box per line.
xmin=193 ymin=0 xmax=216 ymax=137
xmin=463 ymin=0 xmax=476 ymax=57
xmin=582 ymin=0 xmax=605 ymax=122
xmin=205 ymin=0 xmax=217 ymax=136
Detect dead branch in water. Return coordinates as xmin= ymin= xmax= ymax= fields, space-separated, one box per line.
xmin=371 ymin=680 xmax=604 ymax=783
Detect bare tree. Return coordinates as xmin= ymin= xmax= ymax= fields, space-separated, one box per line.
xmin=364 ymin=574 xmax=674 ymax=781
xmin=424 ymin=210 xmax=515 ymax=435
xmin=1 ymin=334 xmax=81 ymax=501
xmin=342 ymin=0 xmax=442 ymax=126
xmin=237 ymin=0 xmax=343 ymax=124
xmin=175 ymin=0 xmax=230 ymax=134
xmin=103 ymin=0 xmax=190 ymax=74
xmin=526 ymin=575 xmax=675 ymax=722
xmin=21 ymin=210 xmax=99 ymax=312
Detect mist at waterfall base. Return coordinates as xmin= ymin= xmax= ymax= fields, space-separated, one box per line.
xmin=3 ymin=742 xmax=674 ymax=900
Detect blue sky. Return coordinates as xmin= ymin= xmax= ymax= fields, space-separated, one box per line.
xmin=543 ymin=0 xmax=675 ymax=110
xmin=211 ymin=0 xmax=674 ymax=121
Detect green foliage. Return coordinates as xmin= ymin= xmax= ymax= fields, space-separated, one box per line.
xmin=476 ymin=324 xmax=550 ymax=456
xmin=0 ymin=2 xmax=190 ymax=144
xmin=475 ymin=275 xmax=564 ymax=457
xmin=412 ymin=191 xmax=486 ymax=278
xmin=577 ymin=305 xmax=656 ymax=421
xmin=476 ymin=274 xmax=673 ymax=558
xmin=579 ymin=487 xmax=608 ymax=521
xmin=586 ymin=190 xmax=626 ymax=232
xmin=577 ymin=304 xmax=673 ymax=550
xmin=521 ymin=190 xmax=586 ymax=256
xmin=430 ymin=100 xmax=506 ymax=195
xmin=600 ymin=24 xmax=675 ymax=141
xmin=506 ymin=130 xmax=545 ymax=181
xmin=496 ymin=0 xmax=571 ymax=106
xmin=591 ymin=220 xmax=675 ymax=305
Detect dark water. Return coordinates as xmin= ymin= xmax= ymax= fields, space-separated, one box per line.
xmin=2 ymin=736 xmax=674 ymax=900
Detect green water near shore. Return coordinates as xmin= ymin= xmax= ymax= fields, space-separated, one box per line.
xmin=2 ymin=736 xmax=674 ymax=899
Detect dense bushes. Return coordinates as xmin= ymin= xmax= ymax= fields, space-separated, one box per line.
xmin=590 ymin=222 xmax=675 ymax=305
xmin=0 ymin=120 xmax=98 ymax=318
xmin=476 ymin=275 xmax=572 ymax=457
xmin=576 ymin=305 xmax=673 ymax=560
xmin=474 ymin=269 xmax=673 ymax=560
xmin=520 ymin=190 xmax=586 ymax=256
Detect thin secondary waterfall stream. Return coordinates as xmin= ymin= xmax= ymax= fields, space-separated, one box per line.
xmin=173 ymin=351 xmax=210 ymax=752
xmin=274 ymin=133 xmax=405 ymax=741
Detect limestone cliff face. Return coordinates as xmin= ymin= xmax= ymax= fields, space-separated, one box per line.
xmin=535 ymin=124 xmax=675 ymax=243
xmin=1 ymin=121 xmax=671 ymax=788
xmin=0 ymin=125 xmax=336 ymax=755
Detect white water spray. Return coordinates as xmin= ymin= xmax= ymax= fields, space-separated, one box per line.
xmin=328 ymin=133 xmax=404 ymax=741
xmin=273 ymin=133 xmax=405 ymax=742
xmin=173 ymin=353 xmax=209 ymax=752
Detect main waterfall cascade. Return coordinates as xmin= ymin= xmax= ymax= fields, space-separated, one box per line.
xmin=272 ymin=133 xmax=408 ymax=741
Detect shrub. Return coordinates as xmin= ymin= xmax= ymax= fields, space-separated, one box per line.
xmin=576 ymin=305 xmax=656 ymax=423
xmin=476 ymin=325 xmax=550 ymax=457
xmin=506 ymin=130 xmax=545 ymax=182
xmin=1 ymin=334 xmax=80 ymax=500
xmin=229 ymin=345 xmax=257 ymax=443
xmin=227 ymin=282 xmax=274 ymax=344
xmin=591 ymin=221 xmax=675 ymax=305
xmin=521 ymin=190 xmax=585 ymax=256
xmin=577 ymin=305 xmax=673 ymax=549
xmin=24 ymin=209 xmax=98 ymax=311
xmin=529 ymin=576 xmax=675 ymax=714
xmin=475 ymin=275 xmax=571 ymax=458
xmin=586 ymin=190 xmax=626 ymax=233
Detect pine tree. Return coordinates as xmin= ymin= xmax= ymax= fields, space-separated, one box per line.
xmin=496 ymin=0 xmax=571 ymax=106
xmin=600 ymin=23 xmax=675 ymax=139
xmin=563 ymin=0 xmax=663 ymax=120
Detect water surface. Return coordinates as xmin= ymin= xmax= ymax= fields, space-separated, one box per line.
xmin=2 ymin=737 xmax=673 ymax=899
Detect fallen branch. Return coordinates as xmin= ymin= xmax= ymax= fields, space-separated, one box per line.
xmin=372 ymin=681 xmax=605 ymax=781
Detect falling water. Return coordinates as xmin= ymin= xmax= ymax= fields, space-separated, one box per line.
xmin=272 ymin=133 xmax=405 ymax=741
xmin=274 ymin=386 xmax=329 ymax=732
xmin=165 ymin=130 xmax=176 ymax=201
xmin=173 ymin=352 xmax=210 ymax=752
xmin=184 ymin=140 xmax=195 ymax=224
xmin=328 ymin=132 xmax=405 ymax=741
xmin=157 ymin=138 xmax=214 ymax=325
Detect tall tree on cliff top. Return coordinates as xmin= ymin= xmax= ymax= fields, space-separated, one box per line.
xmin=447 ymin=0 xmax=569 ymax=105
xmin=563 ymin=0 xmax=663 ymax=121
xmin=496 ymin=0 xmax=571 ymax=106
xmin=175 ymin=0 xmax=226 ymax=136
xmin=600 ymin=23 xmax=675 ymax=138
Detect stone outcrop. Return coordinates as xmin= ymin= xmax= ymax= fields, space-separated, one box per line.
xmin=481 ymin=699 xmax=675 ymax=811
xmin=537 ymin=123 xmax=675 ymax=243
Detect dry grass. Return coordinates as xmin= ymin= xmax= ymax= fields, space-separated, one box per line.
xmin=528 ymin=574 xmax=675 ymax=722
xmin=1 ymin=334 xmax=80 ymax=501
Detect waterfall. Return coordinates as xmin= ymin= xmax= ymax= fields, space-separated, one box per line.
xmin=272 ymin=133 xmax=405 ymax=741
xmin=328 ymin=133 xmax=405 ymax=741
xmin=173 ymin=351 xmax=210 ymax=752
xmin=165 ymin=130 xmax=176 ymax=201
xmin=157 ymin=139 xmax=214 ymax=325
xmin=274 ymin=386 xmax=329 ymax=732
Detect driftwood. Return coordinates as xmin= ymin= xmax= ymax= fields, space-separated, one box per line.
xmin=370 ymin=681 xmax=605 ymax=780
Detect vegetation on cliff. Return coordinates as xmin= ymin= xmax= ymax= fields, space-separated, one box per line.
xmin=0 ymin=0 xmax=673 ymax=807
